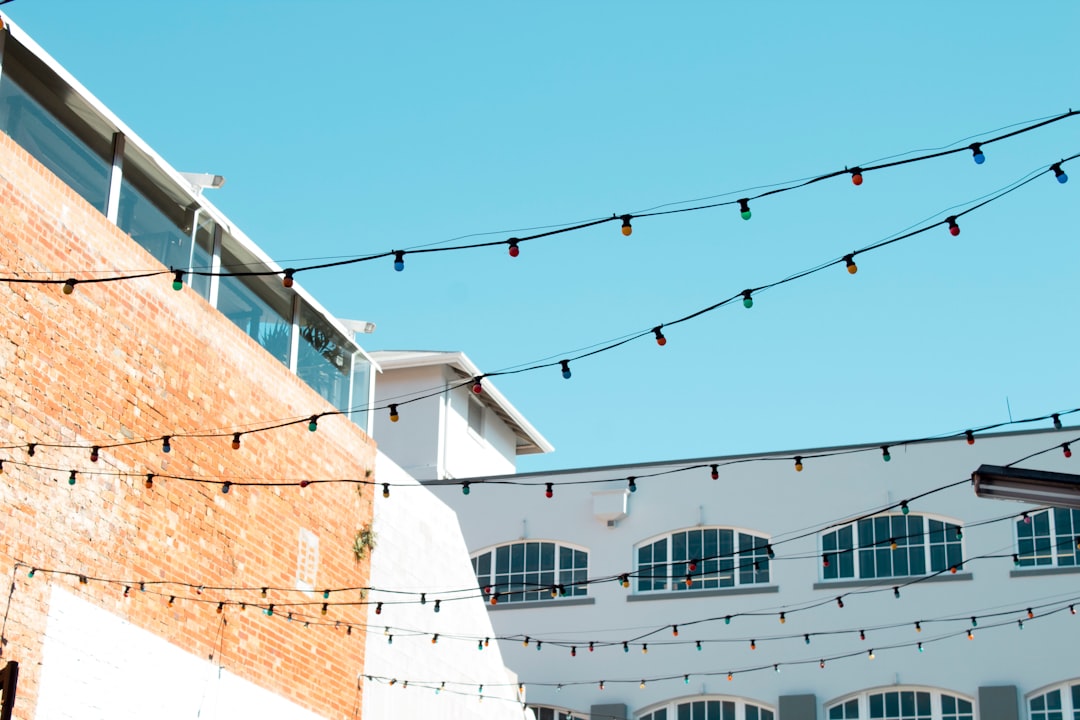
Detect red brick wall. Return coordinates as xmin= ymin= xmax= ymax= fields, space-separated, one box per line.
xmin=0 ymin=131 xmax=375 ymax=718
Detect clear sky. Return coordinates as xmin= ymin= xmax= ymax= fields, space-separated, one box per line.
xmin=9 ymin=1 xmax=1078 ymax=473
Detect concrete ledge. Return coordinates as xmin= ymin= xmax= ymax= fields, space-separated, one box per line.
xmin=487 ymin=597 xmax=596 ymax=611
xmin=813 ymin=573 xmax=972 ymax=590
xmin=627 ymin=585 xmax=779 ymax=602
xmin=1010 ymin=565 xmax=1080 ymax=578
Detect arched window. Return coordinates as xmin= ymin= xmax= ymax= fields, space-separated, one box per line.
xmin=1016 ymin=508 xmax=1080 ymax=568
xmin=820 ymin=514 xmax=962 ymax=580
xmin=635 ymin=527 xmax=771 ymax=593
xmin=1027 ymin=679 xmax=1080 ymax=720
xmin=826 ymin=688 xmax=973 ymax=720
xmin=637 ymin=695 xmax=774 ymax=720
xmin=471 ymin=541 xmax=588 ymax=603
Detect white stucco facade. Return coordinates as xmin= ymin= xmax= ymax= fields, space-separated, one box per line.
xmin=423 ymin=426 xmax=1080 ymax=720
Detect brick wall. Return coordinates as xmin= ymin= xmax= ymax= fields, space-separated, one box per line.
xmin=0 ymin=131 xmax=376 ymax=718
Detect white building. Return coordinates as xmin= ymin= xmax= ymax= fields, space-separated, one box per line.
xmin=372 ymin=355 xmax=1079 ymax=720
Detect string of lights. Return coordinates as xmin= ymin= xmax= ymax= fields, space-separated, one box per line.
xmin=4 ymin=110 xmax=1074 ymax=291
xmin=2 ymin=152 xmax=1074 ymax=459
xmin=1 ymin=407 xmax=1074 ymax=497
xmin=358 ymin=599 xmax=1080 ymax=697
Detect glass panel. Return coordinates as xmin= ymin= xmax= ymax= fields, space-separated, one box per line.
xmin=297 ymin=300 xmax=353 ymax=411
xmin=869 ymin=694 xmax=884 ymax=718
xmin=0 ymin=74 xmax=110 ymax=212
xmin=838 ymin=525 xmax=855 ymax=577
xmin=350 ymin=354 xmax=371 ymax=431
xmin=117 ymin=170 xmax=194 ymax=273
xmin=915 ymin=692 xmax=930 ymax=717
xmin=723 ymin=701 xmax=735 ymax=720
xmin=190 ymin=212 xmax=215 ymax=300
xmin=678 ymin=705 xmax=691 ymax=720
xmin=216 ymin=241 xmax=293 ymax=366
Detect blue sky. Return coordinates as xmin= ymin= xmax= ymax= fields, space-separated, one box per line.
xmin=10 ymin=2 xmax=1079 ymax=472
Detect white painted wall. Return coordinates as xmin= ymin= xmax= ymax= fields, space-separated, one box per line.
xmin=430 ymin=428 xmax=1080 ymax=719
xmin=373 ymin=365 xmax=517 ymax=480
xmin=36 ymin=588 xmax=325 ymax=720
xmin=363 ymin=450 xmax=530 ymax=720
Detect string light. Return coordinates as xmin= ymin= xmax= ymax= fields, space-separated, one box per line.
xmin=545 ymin=482 xmax=553 ymax=499
xmin=652 ymin=327 xmax=666 ymax=346
xmin=901 ymin=500 xmax=910 ymax=515
xmin=894 ymin=586 xmax=901 ymax=599
xmin=171 ymin=270 xmax=184 ymax=290
xmin=837 ymin=597 xmax=845 ymax=609
xmin=741 ymin=289 xmax=753 ymax=308
xmin=850 ymin=168 xmax=864 ymax=186
xmin=382 ymin=483 xmax=390 ymax=498
xmin=881 ymin=445 xmax=891 ymax=462
xmin=388 ymin=404 xmax=399 ymax=422
xmin=749 ymin=639 xmax=756 ymax=650
xmin=393 ymin=251 xmax=405 ymax=271
xmin=222 ymin=481 xmax=231 ymax=494
xmin=822 ymin=553 xmax=830 ymax=568
xmin=843 ymin=254 xmax=858 ymax=274
xmin=794 ymin=456 xmax=803 ymax=472
xmin=918 ymin=642 xmax=924 ymax=652
xmin=1064 ymin=443 xmax=1072 ymax=458
xmin=967 ymin=629 xmax=974 ymax=640
xmin=620 ymin=215 xmax=633 ymax=236
xmin=965 ymin=429 xmax=975 ymax=445
xmin=161 ymin=436 xmax=171 ymax=453
xmin=560 ymin=360 xmax=571 ymax=379
xmin=62 ymin=278 xmax=76 ymax=294
xmin=641 ymin=644 xmax=648 ymax=654
xmin=282 ymin=269 xmax=295 ymax=288
xmin=868 ymin=649 xmax=875 ymax=660
xmin=804 ymin=634 xmax=811 ymax=645
xmin=947 ymin=216 xmax=960 ymax=236
xmin=67 ymin=470 xmax=76 ymax=485
xmin=26 ymin=444 xmax=34 ymax=457
xmin=627 ymin=477 xmax=637 ymax=493
xmin=508 ymin=240 xmax=520 ymax=258
xmin=307 ymin=416 xmax=319 ymax=432
xmin=710 ymin=464 xmax=719 ymax=480
xmin=1051 ymin=162 xmax=1068 ymax=183
xmin=779 ymin=612 xmax=786 ymax=624
xmin=620 ymin=574 xmax=630 ymax=588
xmin=859 ymin=629 xmax=866 ymax=640
xmin=471 ymin=376 xmax=483 ymax=394
xmin=696 ymin=641 xmax=702 ymax=651
xmin=462 ymin=482 xmax=471 ymax=495
xmin=738 ymin=198 xmax=751 ymax=220
xmin=970 ymin=143 xmax=985 ymax=164
xmin=915 ymin=622 xmax=922 ymax=632
xmin=1054 ymin=413 xmax=1063 ymax=429
xmin=1028 ymin=608 xmax=1035 ymax=619
xmin=231 ymin=433 xmax=241 ymax=450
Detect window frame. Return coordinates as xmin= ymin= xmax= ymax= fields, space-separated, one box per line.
xmin=819 ymin=513 xmax=964 ymax=582
xmin=1015 ymin=509 xmax=1080 ymax=569
xmin=529 ymin=705 xmax=587 ymax=720
xmin=826 ymin=687 xmax=974 ymax=720
xmin=471 ymin=540 xmax=589 ymax=604
xmin=633 ymin=526 xmax=773 ymax=594
xmin=1027 ymin=679 xmax=1080 ymax=720
xmin=636 ymin=694 xmax=775 ymax=720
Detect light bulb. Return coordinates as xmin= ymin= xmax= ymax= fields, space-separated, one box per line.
xmin=820 ymin=660 xmax=826 ymax=669
xmin=162 ymin=436 xmax=172 ymax=453
xmin=308 ymin=416 xmax=318 ymax=432
xmin=382 ymin=483 xmax=390 ymax=499
xmin=672 ymin=625 xmax=679 ymax=637
xmin=837 ymin=597 xmax=844 ymax=608
xmin=640 ymin=680 xmax=646 ymax=689
xmin=727 ymin=672 xmax=733 ymax=682
xmin=620 ymin=215 xmax=633 ymax=236
xmin=738 ymin=198 xmax=751 ymax=220
xmin=90 ymin=446 xmax=99 ymax=462
xmin=967 ymin=630 xmax=974 ymax=640
xmin=901 ymin=500 xmax=910 ymax=515
xmin=620 ymin=573 xmax=630 ymax=588
xmin=471 ymin=376 xmax=483 ymax=394
xmin=710 ymin=464 xmax=719 ymax=480
xmin=68 ymin=470 xmax=76 ymax=485
xmin=881 ymin=445 xmax=891 ymax=462
xmin=750 ymin=640 xmax=756 ymax=650
xmin=62 ymin=279 xmax=76 ymax=294
xmin=27 ymin=568 xmax=35 ymax=578
xmin=571 ymin=646 xmax=576 ymax=656
xmin=653 ymin=326 xmax=666 ymax=346
xmin=1052 ymin=162 xmax=1068 ymax=184
xmin=860 ymin=629 xmax=866 ymax=640
xmin=282 ymin=269 xmax=295 ymax=288
xmin=868 ymin=649 xmax=875 ymax=660
xmin=850 ymin=168 xmax=864 ymax=186
xmin=804 ymin=634 xmax=810 ymax=645
xmin=490 ymin=593 xmax=498 ymax=605
xmin=894 ymin=586 xmax=900 ymax=599
xmin=971 ymin=616 xmax=978 ymax=627
xmin=508 ymin=240 xmax=520 ymax=257
xmin=264 ymin=604 xmax=274 ymax=617
xmin=545 ymin=482 xmax=553 ymax=499
xmin=321 ymin=602 xmax=329 ymax=615
xmin=741 ymin=289 xmax=753 ymax=308
xmin=462 ymin=482 xmax=470 ymax=495
xmin=393 ymin=251 xmax=405 ymax=271
xmin=27 ymin=443 xmax=35 ymax=457
xmin=779 ymin=612 xmax=786 ymax=623
xmin=144 ymin=474 xmax=154 ymax=489
xmin=1053 ymin=413 xmax=1063 ymax=429
xmin=589 ymin=642 xmax=595 ymax=652
xmin=388 ymin=404 xmax=399 ymax=422
xmin=642 ymin=644 xmax=648 ymax=654
xmin=767 ymin=544 xmax=775 ymax=559
xmin=684 ymin=674 xmax=690 ymax=684
xmin=970 ymin=143 xmax=985 ymax=164
xmin=375 ymin=602 xmax=383 ymax=614
xmin=915 ymin=622 xmax=922 ymax=632
xmin=1064 ymin=443 xmax=1072 ymax=459
xmin=794 ymin=456 xmax=803 ymax=472
xmin=822 ymin=553 xmax=830 ymax=568
xmin=599 ymin=681 xmax=605 ymax=690
xmin=431 ymin=634 xmax=438 ymax=644
xmin=918 ymin=641 xmax=923 ymax=652
xmin=560 ymin=360 xmax=571 ymax=379
xmin=123 ymin=586 xmax=131 ymax=598
xmin=168 ymin=596 xmax=175 ymax=608
xmin=696 ymin=640 xmax=702 ymax=651
xmin=844 ymin=254 xmax=858 ymax=274
xmin=890 ymin=539 xmax=898 ymax=551
xmin=217 ymin=602 xmax=224 ymax=613
xmin=1027 ymin=608 xmax=1034 ymax=619
xmin=222 ymin=481 xmax=231 ymax=494
xmin=231 ymin=433 xmax=241 ymax=450
xmin=965 ymin=430 xmax=974 ymax=445
xmin=725 ymin=615 xmax=731 ymax=624
xmin=623 ymin=642 xmax=629 ymax=653
xmin=627 ymin=477 xmax=637 ymax=492
xmin=947 ymin=217 xmax=960 ymax=236
xmin=172 ymin=270 xmax=184 ymax=291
